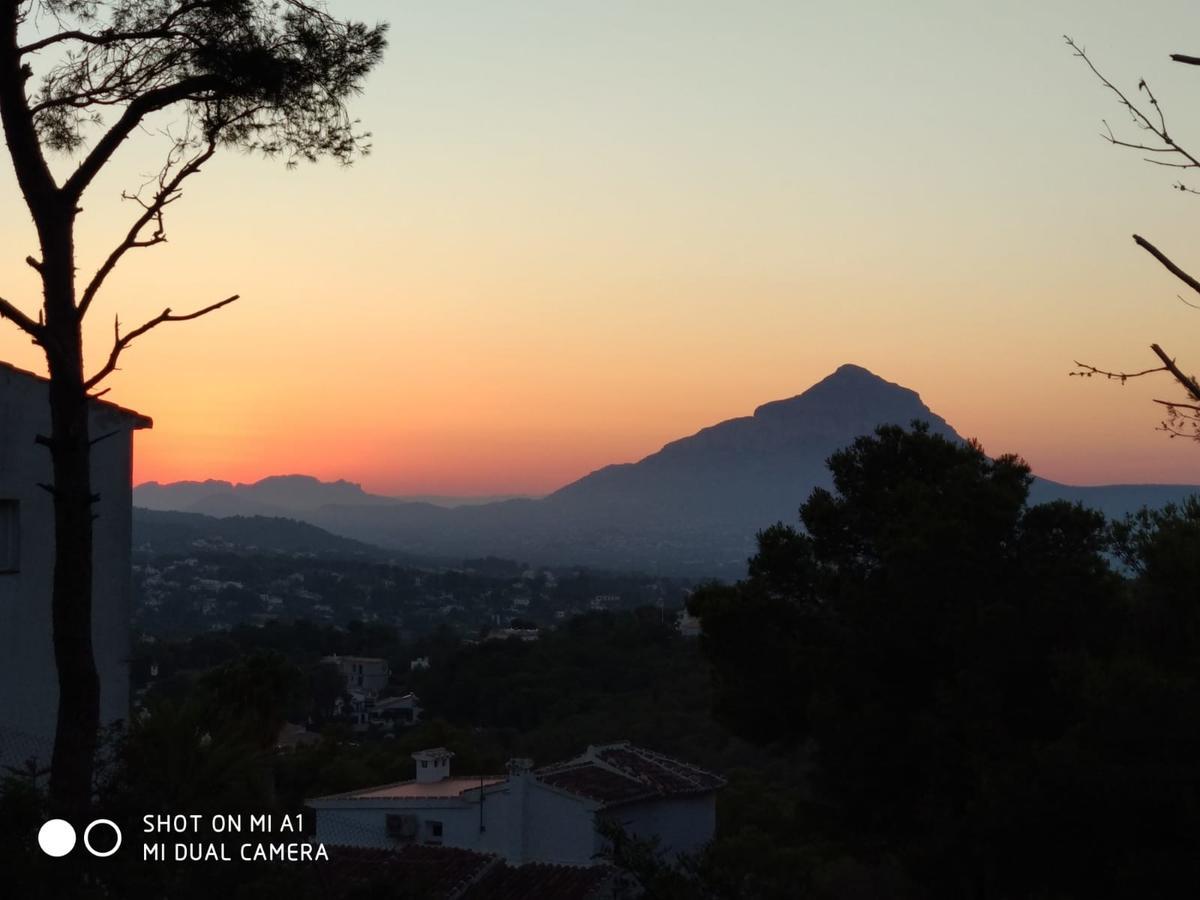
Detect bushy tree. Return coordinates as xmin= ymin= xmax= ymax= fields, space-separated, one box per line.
xmin=689 ymin=424 xmax=1200 ymax=896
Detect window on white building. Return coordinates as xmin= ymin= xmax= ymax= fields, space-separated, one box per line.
xmin=0 ymin=500 xmax=17 ymax=574
xmin=385 ymin=814 xmax=417 ymax=841
xmin=425 ymin=820 xmax=443 ymax=844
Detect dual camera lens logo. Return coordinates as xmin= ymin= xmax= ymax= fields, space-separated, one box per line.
xmin=37 ymin=818 xmax=122 ymax=858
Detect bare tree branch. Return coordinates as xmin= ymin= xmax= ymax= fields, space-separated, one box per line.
xmin=21 ymin=27 xmax=183 ymax=56
xmin=1071 ymin=359 xmax=1169 ymax=382
xmin=1066 ymin=37 xmax=1200 ymax=173
xmin=1149 ymin=342 xmax=1200 ymax=400
xmin=0 ymin=294 xmax=43 ymax=340
xmin=78 ymin=135 xmax=218 ymax=318
xmin=18 ymin=0 xmax=210 ymax=54
xmin=85 ymin=294 xmax=238 ymax=389
xmin=1133 ymin=234 xmax=1200 ymax=298
xmin=62 ymin=74 xmax=222 ymax=201
xmin=1151 ymin=398 xmax=1200 ymax=413
xmin=1170 ymin=53 xmax=1200 ymax=66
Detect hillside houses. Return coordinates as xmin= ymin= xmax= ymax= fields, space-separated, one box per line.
xmin=320 ymin=654 xmax=425 ymax=732
xmin=307 ymin=742 xmax=725 ymax=866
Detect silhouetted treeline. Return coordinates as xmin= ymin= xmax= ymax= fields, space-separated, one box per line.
xmin=689 ymin=424 xmax=1200 ymax=897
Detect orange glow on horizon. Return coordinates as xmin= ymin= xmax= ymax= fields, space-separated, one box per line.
xmin=2 ymin=1 xmax=1198 ymax=497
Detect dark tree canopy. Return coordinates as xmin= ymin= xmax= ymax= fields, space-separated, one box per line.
xmin=692 ymin=424 xmax=1200 ymax=896
xmin=27 ymin=1 xmax=384 ymax=163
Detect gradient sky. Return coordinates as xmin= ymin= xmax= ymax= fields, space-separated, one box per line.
xmin=2 ymin=0 xmax=1200 ymax=495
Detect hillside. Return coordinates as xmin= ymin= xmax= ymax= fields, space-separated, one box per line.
xmin=134 ymin=365 xmax=1200 ymax=576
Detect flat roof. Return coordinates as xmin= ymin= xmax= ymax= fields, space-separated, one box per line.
xmin=322 ymin=655 xmax=389 ymax=664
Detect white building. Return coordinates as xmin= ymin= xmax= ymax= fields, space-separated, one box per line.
xmin=368 ymin=692 xmax=423 ymax=730
xmin=676 ymin=610 xmax=703 ymax=638
xmin=0 ymin=361 xmax=150 ymax=769
xmin=322 ymin=654 xmax=391 ymax=696
xmin=307 ymin=742 xmax=725 ymax=866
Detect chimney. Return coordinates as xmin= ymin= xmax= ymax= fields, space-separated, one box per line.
xmin=412 ymin=747 xmax=454 ymax=784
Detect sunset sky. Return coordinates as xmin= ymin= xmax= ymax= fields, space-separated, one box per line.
xmin=2 ymin=0 xmax=1200 ymax=495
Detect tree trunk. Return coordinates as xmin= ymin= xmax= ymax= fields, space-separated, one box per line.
xmin=40 ymin=213 xmax=99 ymax=821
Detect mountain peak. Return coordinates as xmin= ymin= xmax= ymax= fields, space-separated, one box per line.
xmin=832 ymin=362 xmax=879 ymax=378
xmin=752 ymin=364 xmax=923 ymax=421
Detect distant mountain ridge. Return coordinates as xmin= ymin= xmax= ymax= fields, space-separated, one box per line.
xmin=134 ymin=365 xmax=1200 ymax=576
xmin=134 ymin=475 xmax=529 ymax=517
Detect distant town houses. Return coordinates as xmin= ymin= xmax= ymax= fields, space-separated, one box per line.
xmin=131 ymin=540 xmax=693 ymax=641
xmin=590 ymin=595 xmax=619 ymax=612
xmin=307 ymin=742 xmax=725 ymax=867
xmin=484 ymin=626 xmax=540 ymax=642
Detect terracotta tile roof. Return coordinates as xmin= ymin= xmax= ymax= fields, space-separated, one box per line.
xmin=313 ymin=845 xmax=616 ymax=900
xmin=461 ymin=861 xmax=616 ymax=900
xmin=320 ymin=844 xmax=495 ymax=898
xmin=596 ymin=744 xmax=726 ymax=794
xmin=537 ymin=762 xmax=657 ymax=806
xmin=535 ymin=741 xmax=725 ymax=808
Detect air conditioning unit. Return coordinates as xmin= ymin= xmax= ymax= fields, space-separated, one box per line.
xmin=386 ymin=814 xmax=418 ymax=839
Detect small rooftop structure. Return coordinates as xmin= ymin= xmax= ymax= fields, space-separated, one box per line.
xmin=413 ymin=746 xmax=455 ymax=784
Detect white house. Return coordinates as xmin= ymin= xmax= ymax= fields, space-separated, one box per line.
xmin=0 ymin=361 xmax=150 ymax=770
xmin=307 ymin=742 xmax=725 ymax=866
xmin=368 ymin=692 xmax=423 ymax=730
xmin=322 ymin=654 xmax=391 ymax=696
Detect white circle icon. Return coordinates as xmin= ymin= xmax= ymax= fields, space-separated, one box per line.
xmin=83 ymin=819 xmax=122 ymax=858
xmin=37 ymin=819 xmax=76 ymax=857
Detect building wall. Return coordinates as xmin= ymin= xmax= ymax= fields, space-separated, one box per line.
xmin=313 ymin=800 xmax=486 ymax=852
xmin=313 ymin=805 xmax=401 ymax=850
xmin=327 ymin=657 xmax=390 ymax=695
xmin=311 ymin=781 xmax=600 ymax=866
xmin=607 ymin=793 xmax=717 ymax=858
xmin=522 ymin=782 xmax=600 ymax=866
xmin=0 ymin=369 xmax=138 ymax=769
